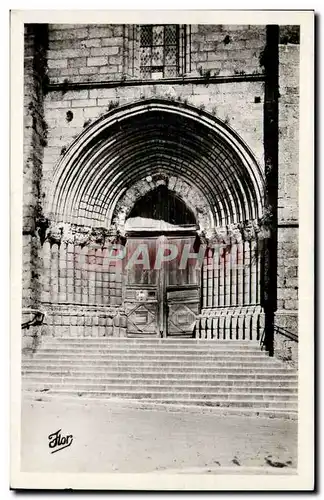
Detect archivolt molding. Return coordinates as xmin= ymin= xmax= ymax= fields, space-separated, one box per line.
xmin=46 ymin=98 xmax=265 ymax=230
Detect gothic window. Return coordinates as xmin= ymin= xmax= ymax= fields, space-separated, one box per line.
xmin=139 ymin=25 xmax=182 ymax=79
xmin=127 ymin=24 xmax=191 ymax=80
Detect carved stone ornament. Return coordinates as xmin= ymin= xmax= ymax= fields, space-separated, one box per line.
xmin=46 ymin=224 xmax=63 ymax=245
xmin=202 ymin=219 xmax=270 ymax=248
xmin=44 ymin=218 xmax=269 ymax=248
xmin=45 ymin=222 xmax=126 ymax=247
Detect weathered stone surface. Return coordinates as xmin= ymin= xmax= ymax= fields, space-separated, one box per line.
xmin=23 ymin=24 xmax=48 ymax=309
xmin=274 ymin=331 xmax=298 ymax=369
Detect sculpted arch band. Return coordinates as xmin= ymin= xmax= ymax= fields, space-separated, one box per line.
xmin=47 ymin=99 xmax=265 ymax=233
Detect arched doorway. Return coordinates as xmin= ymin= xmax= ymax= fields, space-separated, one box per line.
xmin=45 ymin=99 xmax=266 ymax=341
xmin=124 ymin=185 xmax=202 ymax=337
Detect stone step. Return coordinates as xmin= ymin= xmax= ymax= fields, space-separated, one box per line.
xmin=22 ymin=392 xmax=297 ymax=420
xmin=22 ymin=336 xmax=296 ymax=416
xmin=22 ymin=369 xmax=297 ymax=381
xmin=22 ymin=374 xmax=298 ymax=387
xmin=23 ymin=351 xmax=287 ymax=361
xmin=21 ymin=359 xmax=294 ymax=372
xmin=42 ymin=337 xmax=260 ymax=349
xmin=40 ymin=340 xmax=263 ymax=349
xmin=23 ymin=388 xmax=297 ymax=409
xmin=26 ymin=354 xmax=280 ymax=364
xmin=32 ymin=347 xmax=267 ymax=356
xmin=22 ymin=364 xmax=290 ymax=375
xmin=28 ymin=346 xmax=275 ymax=360
xmin=44 ymin=338 xmax=261 ymax=345
xmin=22 ymin=379 xmax=297 ymax=395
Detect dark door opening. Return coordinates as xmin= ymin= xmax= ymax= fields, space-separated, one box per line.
xmin=128 ymin=185 xmax=197 ymax=226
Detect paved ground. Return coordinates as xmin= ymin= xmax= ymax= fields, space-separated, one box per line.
xmin=21 ymin=398 xmax=297 ymax=474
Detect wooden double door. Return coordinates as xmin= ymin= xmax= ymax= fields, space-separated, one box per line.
xmin=124 ymin=233 xmax=201 ymax=337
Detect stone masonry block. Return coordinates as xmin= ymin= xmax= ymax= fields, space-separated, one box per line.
xmin=49 ymin=39 xmax=91 ymax=50
xmin=87 ymin=56 xmax=108 ymax=67
xmin=79 ymin=67 xmax=99 ymax=75
xmin=48 ymin=28 xmax=89 ymax=41
xmin=49 ymin=68 xmax=80 ymax=80
xmin=106 ymin=46 xmax=120 ymax=56
xmin=80 ymin=38 xmax=102 ymax=48
xmin=222 ymin=25 xmax=248 ymax=31
xmin=48 ymin=48 xmax=90 ymax=59
xmin=71 ymin=99 xmax=97 ymax=108
xmin=89 ymin=88 xmax=118 ymax=99
xmin=99 ymin=65 xmax=119 ymax=75
xmin=101 ymin=37 xmax=123 ymax=47
xmin=112 ymin=26 xmax=123 ymax=37
xmin=48 ymin=59 xmax=68 ymax=69
xmin=82 ymin=107 xmax=101 ymax=119
xmin=108 ymin=55 xmax=123 ymax=65
xmin=68 ymin=58 xmax=87 ymax=68
xmin=45 ymin=100 xmax=72 ymax=109
xmin=278 ymin=288 xmax=298 ymax=300
xmin=284 ymin=299 xmax=298 ymax=310
xmin=88 ymin=26 xmax=113 ymax=39
xmin=90 ymin=46 xmax=119 ymax=57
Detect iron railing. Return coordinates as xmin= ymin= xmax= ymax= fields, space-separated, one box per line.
xmin=260 ymin=324 xmax=298 ymax=354
xmin=274 ymin=324 xmax=298 ymax=342
xmin=22 ymin=309 xmax=45 ymax=330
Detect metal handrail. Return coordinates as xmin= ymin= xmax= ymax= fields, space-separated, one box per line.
xmin=22 ymin=309 xmax=45 ymax=330
xmin=259 ymin=324 xmax=298 ymax=353
xmin=274 ymin=324 xmax=298 ymax=342
xmin=259 ymin=328 xmax=266 ymax=350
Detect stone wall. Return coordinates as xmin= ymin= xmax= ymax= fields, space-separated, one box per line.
xmin=274 ymin=328 xmax=298 ymax=369
xmin=190 ymin=24 xmax=266 ymax=77
xmin=42 ymin=24 xmax=267 ymax=195
xmin=276 ymin=27 xmax=299 ymax=334
xmin=42 ymin=80 xmax=266 ymax=197
xmin=47 ymin=24 xmax=126 ymax=83
xmin=47 ymin=24 xmax=267 ymax=84
xmin=43 ymin=304 xmax=127 ymax=338
xmin=23 ymin=24 xmax=48 ymax=308
xmin=278 ymin=38 xmax=299 ymax=225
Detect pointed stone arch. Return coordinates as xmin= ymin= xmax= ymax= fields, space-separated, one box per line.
xmin=46 ymin=98 xmax=265 ymax=231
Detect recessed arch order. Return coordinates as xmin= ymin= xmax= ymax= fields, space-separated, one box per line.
xmin=46 ymin=98 xmax=265 ymax=232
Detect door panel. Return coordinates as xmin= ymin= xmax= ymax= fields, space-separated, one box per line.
xmin=164 ymin=236 xmax=201 ymax=337
xmin=124 ymin=237 xmax=160 ymax=336
xmin=164 ymin=236 xmax=200 ymax=287
xmin=125 ymin=302 xmax=159 ymax=336
xmin=124 ymin=234 xmax=201 ymax=337
xmin=124 ymin=287 xmax=159 ymax=336
xmin=125 ymin=237 xmax=158 ymax=285
xmin=166 ymin=287 xmax=200 ymax=337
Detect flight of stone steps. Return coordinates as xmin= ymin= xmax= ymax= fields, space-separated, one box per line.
xmin=22 ymin=337 xmax=298 ymax=419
